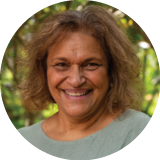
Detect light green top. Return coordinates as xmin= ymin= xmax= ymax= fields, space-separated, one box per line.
xmin=18 ymin=109 xmax=150 ymax=160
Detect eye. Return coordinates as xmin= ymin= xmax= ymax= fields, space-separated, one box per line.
xmin=82 ymin=63 xmax=101 ymax=70
xmin=56 ymin=63 xmax=67 ymax=67
xmin=54 ymin=63 xmax=69 ymax=71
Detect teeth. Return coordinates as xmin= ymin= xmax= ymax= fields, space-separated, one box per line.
xmin=65 ymin=91 xmax=89 ymax=96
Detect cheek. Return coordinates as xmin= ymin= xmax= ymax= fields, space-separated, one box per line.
xmin=47 ymin=69 xmax=64 ymax=89
xmin=47 ymin=69 xmax=54 ymax=87
xmin=47 ymin=69 xmax=66 ymax=102
xmin=85 ymin=70 xmax=109 ymax=87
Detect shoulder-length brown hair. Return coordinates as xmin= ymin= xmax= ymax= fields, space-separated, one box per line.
xmin=18 ymin=5 xmax=144 ymax=114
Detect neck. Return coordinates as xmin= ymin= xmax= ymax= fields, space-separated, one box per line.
xmin=42 ymin=104 xmax=120 ymax=141
xmin=56 ymin=105 xmax=112 ymax=133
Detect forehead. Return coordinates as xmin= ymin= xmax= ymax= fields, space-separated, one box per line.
xmin=47 ymin=32 xmax=106 ymax=62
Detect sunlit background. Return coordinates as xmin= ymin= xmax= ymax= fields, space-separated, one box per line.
xmin=0 ymin=0 xmax=159 ymax=129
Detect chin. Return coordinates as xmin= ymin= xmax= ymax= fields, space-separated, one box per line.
xmin=62 ymin=104 xmax=90 ymax=118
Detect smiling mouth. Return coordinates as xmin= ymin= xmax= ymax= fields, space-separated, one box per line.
xmin=63 ymin=90 xmax=92 ymax=97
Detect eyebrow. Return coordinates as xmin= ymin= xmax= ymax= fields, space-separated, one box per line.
xmin=51 ymin=57 xmax=103 ymax=63
xmin=51 ymin=57 xmax=68 ymax=62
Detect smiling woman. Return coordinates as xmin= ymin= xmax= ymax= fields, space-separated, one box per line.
xmin=46 ymin=32 xmax=109 ymax=120
xmin=18 ymin=5 xmax=150 ymax=160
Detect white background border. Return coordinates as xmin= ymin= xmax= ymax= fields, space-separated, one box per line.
xmin=0 ymin=0 xmax=160 ymax=160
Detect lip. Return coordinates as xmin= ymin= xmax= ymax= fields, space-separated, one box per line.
xmin=62 ymin=89 xmax=93 ymax=100
xmin=63 ymin=89 xmax=92 ymax=93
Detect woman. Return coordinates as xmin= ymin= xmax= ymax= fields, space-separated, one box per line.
xmin=18 ymin=5 xmax=150 ymax=159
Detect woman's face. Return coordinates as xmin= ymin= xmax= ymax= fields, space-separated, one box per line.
xmin=47 ymin=32 xmax=110 ymax=119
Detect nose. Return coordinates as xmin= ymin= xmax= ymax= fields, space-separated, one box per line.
xmin=67 ymin=65 xmax=86 ymax=87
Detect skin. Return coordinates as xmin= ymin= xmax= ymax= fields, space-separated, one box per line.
xmin=42 ymin=32 xmax=118 ymax=141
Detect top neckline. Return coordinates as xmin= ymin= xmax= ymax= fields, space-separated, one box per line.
xmin=38 ymin=109 xmax=130 ymax=143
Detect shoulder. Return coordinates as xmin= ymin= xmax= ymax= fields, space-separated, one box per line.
xmin=122 ymin=109 xmax=150 ymax=126
xmin=18 ymin=121 xmax=43 ymax=142
xmin=117 ymin=109 xmax=150 ymax=146
xmin=113 ymin=108 xmax=150 ymax=133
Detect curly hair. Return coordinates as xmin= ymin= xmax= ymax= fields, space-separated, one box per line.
xmin=18 ymin=5 xmax=144 ymax=114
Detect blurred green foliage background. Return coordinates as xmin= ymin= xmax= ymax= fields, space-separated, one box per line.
xmin=0 ymin=0 xmax=160 ymax=129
